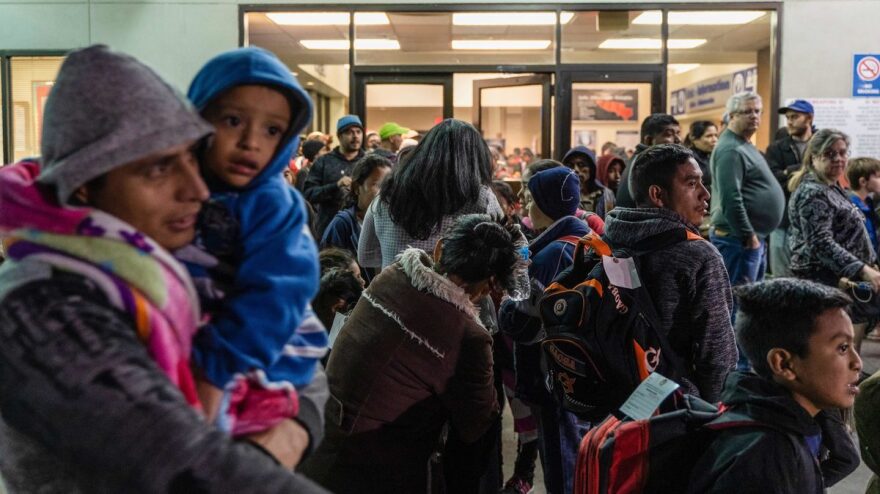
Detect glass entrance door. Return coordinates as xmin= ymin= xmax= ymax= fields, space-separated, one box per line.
xmin=354 ymin=74 xmax=453 ymax=138
xmin=473 ymin=75 xmax=551 ymax=178
xmin=558 ymin=70 xmax=662 ymax=161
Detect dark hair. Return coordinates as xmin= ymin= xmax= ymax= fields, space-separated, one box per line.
xmin=381 ymin=119 xmax=493 ymax=240
xmin=683 ymin=120 xmax=717 ymax=148
xmin=629 ymin=144 xmax=694 ymax=206
xmin=436 ymin=214 xmax=521 ymax=294
xmin=490 ymin=180 xmax=517 ymax=209
xmin=302 ymin=139 xmax=326 ymax=162
xmin=346 ymin=154 xmax=392 ymax=208
xmin=319 ymin=247 xmax=356 ymax=274
xmin=526 ymin=159 xmax=563 ymax=178
xmin=313 ymin=267 xmax=364 ymax=327
xmin=601 ymin=141 xmax=617 ymax=154
xmin=640 ymin=113 xmax=680 ymax=142
xmin=734 ymin=278 xmax=852 ymax=378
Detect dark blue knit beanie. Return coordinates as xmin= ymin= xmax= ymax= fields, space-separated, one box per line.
xmin=527 ymin=167 xmax=580 ymax=220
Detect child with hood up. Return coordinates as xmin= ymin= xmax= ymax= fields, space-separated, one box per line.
xmin=181 ymin=48 xmax=327 ymax=450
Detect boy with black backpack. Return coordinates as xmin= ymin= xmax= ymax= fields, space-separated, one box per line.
xmin=688 ymin=278 xmax=860 ymax=493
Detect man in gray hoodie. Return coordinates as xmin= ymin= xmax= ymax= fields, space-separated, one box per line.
xmin=603 ymin=144 xmax=737 ymax=401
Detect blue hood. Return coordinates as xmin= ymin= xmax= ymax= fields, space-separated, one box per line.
xmin=187 ymin=47 xmax=313 ymax=189
xmin=563 ymin=146 xmax=597 ymax=168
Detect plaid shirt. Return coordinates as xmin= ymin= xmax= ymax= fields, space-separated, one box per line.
xmin=358 ymin=186 xmax=503 ymax=269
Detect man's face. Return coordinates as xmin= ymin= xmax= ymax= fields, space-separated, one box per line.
xmin=567 ymin=155 xmax=592 ymax=187
xmin=664 ymin=158 xmax=710 ymax=226
xmin=339 ymin=126 xmax=364 ymax=153
xmin=649 ymin=125 xmax=681 ymax=145
xmin=785 ymin=110 xmax=812 ymax=138
xmin=389 ymin=134 xmax=403 ymax=152
xmin=83 ymin=141 xmax=209 ymax=251
xmin=783 ymin=308 xmax=862 ymax=415
xmin=202 ymin=85 xmax=291 ymax=188
xmin=864 ymin=172 xmax=880 ymax=195
xmin=731 ymin=99 xmax=762 ymax=137
xmin=367 ymin=133 xmax=381 ymax=150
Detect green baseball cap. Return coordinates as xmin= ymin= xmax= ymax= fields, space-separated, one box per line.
xmin=379 ymin=122 xmax=410 ymax=140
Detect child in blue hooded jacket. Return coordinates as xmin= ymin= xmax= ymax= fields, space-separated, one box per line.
xmin=182 ymin=47 xmax=326 ymax=438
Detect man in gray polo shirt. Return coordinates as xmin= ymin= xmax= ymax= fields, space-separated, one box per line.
xmin=709 ymin=91 xmax=784 ymax=287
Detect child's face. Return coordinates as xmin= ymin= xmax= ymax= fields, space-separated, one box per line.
xmin=865 ymin=172 xmax=880 ymax=194
xmin=203 ymin=85 xmax=291 ymax=188
xmin=783 ymin=307 xmax=862 ymax=416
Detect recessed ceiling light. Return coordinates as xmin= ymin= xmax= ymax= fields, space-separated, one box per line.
xmin=669 ymin=63 xmax=701 ymax=74
xmin=299 ymin=39 xmax=400 ymax=50
xmin=267 ymin=12 xmax=389 ymax=26
xmin=598 ymin=38 xmax=706 ymax=49
xmin=452 ymin=39 xmax=552 ymax=50
xmin=633 ymin=11 xmax=766 ymax=25
xmin=452 ymin=12 xmax=574 ymax=26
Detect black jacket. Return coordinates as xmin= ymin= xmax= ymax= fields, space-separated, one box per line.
xmin=687 ymin=371 xmax=859 ymax=494
xmin=303 ymin=147 xmax=365 ymax=236
xmin=615 ymin=143 xmax=650 ymax=208
xmin=691 ymin=147 xmax=712 ymax=190
xmin=765 ymin=135 xmax=806 ymax=228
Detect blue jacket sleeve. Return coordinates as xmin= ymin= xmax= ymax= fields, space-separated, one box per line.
xmin=193 ymin=184 xmax=320 ymax=388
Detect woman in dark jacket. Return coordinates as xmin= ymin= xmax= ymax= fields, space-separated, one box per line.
xmin=788 ymin=128 xmax=880 ymax=352
xmin=301 ymin=214 xmax=526 ymax=494
xmin=684 ymin=120 xmax=718 ymax=190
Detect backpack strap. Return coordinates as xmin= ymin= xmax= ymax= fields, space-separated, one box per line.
xmin=557 ymin=235 xmax=585 ymax=246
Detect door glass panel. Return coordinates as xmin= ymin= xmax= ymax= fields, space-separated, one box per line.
xmin=666 ymin=10 xmax=774 ymax=149
xmin=10 ymin=56 xmax=63 ymax=162
xmin=479 ymin=84 xmax=544 ymax=178
xmin=561 ymin=10 xmax=662 ymax=64
xmin=569 ymin=82 xmax=652 ymax=160
xmin=365 ymin=83 xmax=444 ymax=136
xmin=356 ymin=11 xmax=556 ymax=65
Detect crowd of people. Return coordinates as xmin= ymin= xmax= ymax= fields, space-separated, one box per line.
xmin=0 ymin=44 xmax=879 ymax=494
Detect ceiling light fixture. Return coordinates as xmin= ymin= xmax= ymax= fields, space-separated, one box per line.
xmin=452 ymin=39 xmax=551 ymax=50
xmin=632 ymin=11 xmax=766 ymax=25
xmin=452 ymin=12 xmax=574 ymax=26
xmin=299 ymin=39 xmax=401 ymax=50
xmin=267 ymin=12 xmax=389 ymax=26
xmin=598 ymin=38 xmax=706 ymax=49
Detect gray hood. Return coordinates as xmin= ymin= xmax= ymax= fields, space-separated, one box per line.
xmin=38 ymin=45 xmax=213 ymax=203
xmin=603 ymin=207 xmax=700 ymax=248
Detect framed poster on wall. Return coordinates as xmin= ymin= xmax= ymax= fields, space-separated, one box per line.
xmin=573 ymin=130 xmax=597 ymax=153
xmin=572 ymin=89 xmax=638 ymax=122
xmin=33 ymin=82 xmax=54 ymax=143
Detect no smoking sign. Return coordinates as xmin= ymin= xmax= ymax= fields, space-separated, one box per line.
xmin=854 ymin=54 xmax=880 ymax=97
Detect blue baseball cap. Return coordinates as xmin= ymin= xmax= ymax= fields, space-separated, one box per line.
xmin=336 ymin=114 xmax=363 ymax=133
xmin=778 ymin=99 xmax=814 ymax=116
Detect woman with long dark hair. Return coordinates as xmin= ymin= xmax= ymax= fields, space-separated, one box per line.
xmin=302 ymin=214 xmax=525 ymax=493
xmin=684 ymin=120 xmax=719 ymax=189
xmin=358 ymin=119 xmax=502 ymax=268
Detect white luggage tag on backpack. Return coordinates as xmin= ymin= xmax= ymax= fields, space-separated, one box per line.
xmin=619 ymin=372 xmax=680 ymax=420
xmin=602 ymin=255 xmax=641 ymax=289
xmin=328 ymin=311 xmax=349 ymax=348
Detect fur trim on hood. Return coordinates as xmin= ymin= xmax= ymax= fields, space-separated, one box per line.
xmin=396 ymin=248 xmax=483 ymax=327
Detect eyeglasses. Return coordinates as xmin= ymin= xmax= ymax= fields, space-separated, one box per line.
xmin=823 ymin=148 xmax=851 ymax=160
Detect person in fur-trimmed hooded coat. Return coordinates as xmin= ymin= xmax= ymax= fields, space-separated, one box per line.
xmin=300 ymin=215 xmax=526 ymax=493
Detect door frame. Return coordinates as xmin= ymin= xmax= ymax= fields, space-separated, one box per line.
xmin=352 ymin=72 xmax=454 ymax=130
xmin=473 ymin=74 xmax=552 ymax=160
xmin=556 ymin=66 xmax=664 ymax=158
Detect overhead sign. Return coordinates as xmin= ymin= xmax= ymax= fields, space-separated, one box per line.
xmin=808 ymin=98 xmax=880 ymax=158
xmin=669 ymin=67 xmax=757 ymax=116
xmin=853 ymin=54 xmax=880 ymax=97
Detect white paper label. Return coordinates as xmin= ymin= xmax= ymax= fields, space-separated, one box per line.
xmin=602 ymin=255 xmax=641 ymax=289
xmin=328 ymin=312 xmax=349 ymax=348
xmin=619 ymin=373 xmax=680 ymax=420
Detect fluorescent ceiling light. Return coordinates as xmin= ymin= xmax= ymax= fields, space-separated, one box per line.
xmin=452 ymin=12 xmax=574 ymax=26
xmin=267 ymin=12 xmax=389 ymax=26
xmin=452 ymin=39 xmax=552 ymax=50
xmin=669 ymin=63 xmax=700 ymax=74
xmin=633 ymin=11 xmax=766 ymax=25
xmin=598 ymin=38 xmax=706 ymax=49
xmin=299 ymin=39 xmax=400 ymax=50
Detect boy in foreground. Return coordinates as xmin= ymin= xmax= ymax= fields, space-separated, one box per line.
xmin=688 ymin=278 xmax=860 ymax=493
